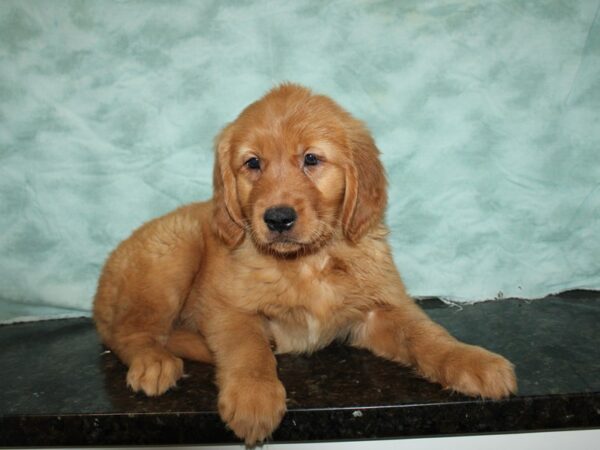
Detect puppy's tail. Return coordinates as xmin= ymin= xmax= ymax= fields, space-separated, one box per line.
xmin=166 ymin=329 xmax=214 ymax=364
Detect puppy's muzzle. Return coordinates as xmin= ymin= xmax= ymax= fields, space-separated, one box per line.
xmin=263 ymin=206 xmax=297 ymax=233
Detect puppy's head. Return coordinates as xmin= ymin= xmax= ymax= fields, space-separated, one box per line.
xmin=212 ymin=84 xmax=387 ymax=255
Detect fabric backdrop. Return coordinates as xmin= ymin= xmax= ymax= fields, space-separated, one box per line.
xmin=1 ymin=0 xmax=599 ymax=321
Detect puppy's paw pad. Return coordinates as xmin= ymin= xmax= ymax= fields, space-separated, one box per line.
xmin=126 ymin=352 xmax=184 ymax=396
xmin=218 ymin=377 xmax=287 ymax=445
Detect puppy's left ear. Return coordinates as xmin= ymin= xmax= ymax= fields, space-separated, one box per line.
xmin=212 ymin=124 xmax=245 ymax=247
xmin=341 ymin=121 xmax=388 ymax=243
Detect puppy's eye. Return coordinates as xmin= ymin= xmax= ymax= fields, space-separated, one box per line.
xmin=245 ymin=157 xmax=261 ymax=170
xmin=304 ymin=153 xmax=319 ymax=166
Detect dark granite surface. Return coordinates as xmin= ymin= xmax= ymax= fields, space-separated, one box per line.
xmin=1 ymin=291 xmax=599 ymax=446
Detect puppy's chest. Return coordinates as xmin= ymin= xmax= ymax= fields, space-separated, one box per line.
xmin=235 ymin=255 xmax=345 ymax=309
xmin=231 ymin=255 xmax=350 ymax=353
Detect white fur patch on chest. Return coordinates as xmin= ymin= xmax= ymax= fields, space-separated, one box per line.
xmin=268 ymin=312 xmax=329 ymax=354
xmin=305 ymin=314 xmax=322 ymax=346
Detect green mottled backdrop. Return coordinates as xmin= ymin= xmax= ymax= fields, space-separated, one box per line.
xmin=1 ymin=0 xmax=599 ymax=320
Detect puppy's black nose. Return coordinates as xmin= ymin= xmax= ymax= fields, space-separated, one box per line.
xmin=263 ymin=206 xmax=297 ymax=232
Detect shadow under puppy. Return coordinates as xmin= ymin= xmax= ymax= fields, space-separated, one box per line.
xmin=93 ymin=83 xmax=517 ymax=445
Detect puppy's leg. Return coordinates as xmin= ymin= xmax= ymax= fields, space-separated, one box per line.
xmin=203 ymin=308 xmax=286 ymax=446
xmin=165 ymin=328 xmax=214 ymax=364
xmin=351 ymin=300 xmax=517 ymax=399
xmin=105 ymin=291 xmax=186 ymax=397
xmin=94 ymin=219 xmax=206 ymax=395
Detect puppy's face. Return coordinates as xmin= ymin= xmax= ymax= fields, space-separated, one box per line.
xmin=213 ymin=84 xmax=387 ymax=256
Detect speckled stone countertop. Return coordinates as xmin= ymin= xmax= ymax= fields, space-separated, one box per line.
xmin=1 ymin=291 xmax=599 ymax=446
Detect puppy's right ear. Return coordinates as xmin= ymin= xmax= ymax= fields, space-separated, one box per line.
xmin=212 ymin=124 xmax=245 ymax=247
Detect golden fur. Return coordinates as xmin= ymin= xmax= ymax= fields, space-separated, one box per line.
xmin=93 ymin=84 xmax=517 ymax=445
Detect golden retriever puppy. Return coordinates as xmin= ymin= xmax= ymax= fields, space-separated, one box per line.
xmin=93 ymin=83 xmax=517 ymax=445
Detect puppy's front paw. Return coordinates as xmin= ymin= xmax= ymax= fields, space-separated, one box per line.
xmin=218 ymin=376 xmax=287 ymax=445
xmin=441 ymin=344 xmax=517 ymax=400
xmin=126 ymin=350 xmax=184 ymax=396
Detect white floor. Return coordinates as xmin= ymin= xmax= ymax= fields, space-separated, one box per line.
xmin=14 ymin=429 xmax=600 ymax=449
